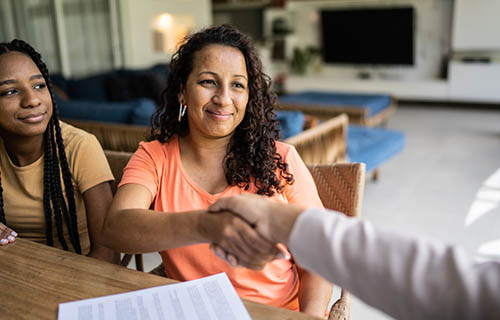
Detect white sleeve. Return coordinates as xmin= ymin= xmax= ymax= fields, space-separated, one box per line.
xmin=288 ymin=209 xmax=500 ymax=320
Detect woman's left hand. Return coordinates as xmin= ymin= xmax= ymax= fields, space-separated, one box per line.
xmin=0 ymin=222 xmax=17 ymax=245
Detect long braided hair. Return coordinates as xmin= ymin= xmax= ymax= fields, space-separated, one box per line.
xmin=0 ymin=39 xmax=81 ymax=253
xmin=151 ymin=25 xmax=294 ymax=196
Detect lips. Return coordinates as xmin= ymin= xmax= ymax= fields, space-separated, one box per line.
xmin=18 ymin=111 xmax=47 ymax=123
xmin=206 ymin=109 xmax=233 ymax=120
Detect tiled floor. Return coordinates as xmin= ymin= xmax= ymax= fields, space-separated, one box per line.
xmin=351 ymin=103 xmax=500 ymax=319
xmin=135 ymin=103 xmax=500 ymax=319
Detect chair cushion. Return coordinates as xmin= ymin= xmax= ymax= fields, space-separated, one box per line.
xmin=279 ymin=91 xmax=392 ymax=116
xmin=347 ymin=125 xmax=405 ymax=172
xmin=276 ymin=111 xmax=305 ymax=139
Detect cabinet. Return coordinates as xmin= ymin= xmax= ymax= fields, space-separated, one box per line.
xmin=448 ymin=62 xmax=500 ymax=103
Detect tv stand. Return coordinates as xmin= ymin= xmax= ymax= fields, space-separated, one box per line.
xmin=285 ymin=74 xmax=449 ymax=102
xmin=357 ymin=71 xmax=372 ymax=79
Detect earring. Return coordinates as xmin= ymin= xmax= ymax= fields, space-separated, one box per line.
xmin=178 ymin=103 xmax=187 ymax=122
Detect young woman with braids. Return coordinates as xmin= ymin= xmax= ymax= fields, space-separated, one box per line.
xmin=0 ymin=39 xmax=119 ymax=264
xmin=102 ymin=25 xmax=332 ymax=317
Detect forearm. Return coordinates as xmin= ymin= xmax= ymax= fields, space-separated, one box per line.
xmin=102 ymin=208 xmax=210 ymax=253
xmin=297 ymin=267 xmax=332 ymax=318
xmin=289 ymin=209 xmax=500 ymax=320
xmin=88 ymin=245 xmax=121 ymax=264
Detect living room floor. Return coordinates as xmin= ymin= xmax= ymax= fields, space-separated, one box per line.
xmin=135 ymin=103 xmax=500 ymax=320
xmin=352 ymin=102 xmax=500 ymax=319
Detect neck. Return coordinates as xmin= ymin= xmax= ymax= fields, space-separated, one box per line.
xmin=2 ymin=134 xmax=45 ymax=167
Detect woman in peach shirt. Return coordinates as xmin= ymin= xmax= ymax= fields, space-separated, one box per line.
xmin=102 ymin=24 xmax=331 ymax=317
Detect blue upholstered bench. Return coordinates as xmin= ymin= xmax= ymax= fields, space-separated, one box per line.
xmin=278 ymin=91 xmax=397 ymax=127
xmin=276 ymin=110 xmax=305 ymax=139
xmin=347 ymin=125 xmax=405 ymax=179
xmin=276 ymin=110 xmax=405 ymax=179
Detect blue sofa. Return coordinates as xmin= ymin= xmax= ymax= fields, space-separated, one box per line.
xmin=53 ymin=64 xmax=306 ymax=139
xmin=52 ymin=64 xmax=168 ymax=103
xmin=53 ymin=64 xmax=168 ymax=126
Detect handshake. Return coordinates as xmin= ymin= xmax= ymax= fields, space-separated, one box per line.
xmin=206 ymin=194 xmax=304 ymax=270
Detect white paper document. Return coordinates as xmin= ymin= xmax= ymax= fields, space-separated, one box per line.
xmin=58 ymin=273 xmax=251 ymax=320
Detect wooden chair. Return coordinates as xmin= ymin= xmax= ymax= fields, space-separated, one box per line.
xmin=104 ymin=152 xmax=365 ymax=320
xmin=105 ymin=150 xmax=145 ymax=271
xmin=286 ymin=114 xmax=348 ymax=164
xmin=308 ymin=163 xmax=365 ymax=320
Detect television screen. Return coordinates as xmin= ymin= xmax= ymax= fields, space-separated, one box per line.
xmin=320 ymin=7 xmax=414 ymax=65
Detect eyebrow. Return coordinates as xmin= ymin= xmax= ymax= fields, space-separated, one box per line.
xmin=198 ymin=71 xmax=248 ymax=81
xmin=0 ymin=74 xmax=43 ymax=86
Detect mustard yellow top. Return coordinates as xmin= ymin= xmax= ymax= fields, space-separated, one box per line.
xmin=0 ymin=121 xmax=114 ymax=254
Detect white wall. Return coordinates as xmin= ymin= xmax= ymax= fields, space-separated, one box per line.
xmin=452 ymin=0 xmax=500 ymax=51
xmin=119 ymin=0 xmax=212 ymax=69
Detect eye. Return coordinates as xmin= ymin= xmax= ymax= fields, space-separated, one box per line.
xmin=232 ymin=81 xmax=246 ymax=90
xmin=0 ymin=88 xmax=17 ymax=97
xmin=199 ymin=79 xmax=216 ymax=87
xmin=34 ymin=83 xmax=47 ymax=90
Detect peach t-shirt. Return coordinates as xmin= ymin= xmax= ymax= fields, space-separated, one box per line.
xmin=119 ymin=135 xmax=323 ymax=310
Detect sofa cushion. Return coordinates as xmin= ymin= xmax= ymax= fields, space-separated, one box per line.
xmin=57 ymin=99 xmax=142 ymax=124
xmin=66 ymin=73 xmax=111 ymax=102
xmin=105 ymin=71 xmax=164 ymax=104
xmin=50 ymin=74 xmax=69 ymax=93
xmin=130 ymin=99 xmax=157 ymax=126
xmin=279 ymin=91 xmax=392 ymax=116
xmin=347 ymin=125 xmax=405 ymax=172
xmin=276 ymin=111 xmax=305 ymax=140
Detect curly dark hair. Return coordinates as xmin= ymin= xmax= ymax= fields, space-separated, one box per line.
xmin=150 ymin=24 xmax=293 ymax=196
xmin=0 ymin=39 xmax=81 ymax=253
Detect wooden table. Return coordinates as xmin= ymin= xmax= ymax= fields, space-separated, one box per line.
xmin=0 ymin=239 xmax=319 ymax=320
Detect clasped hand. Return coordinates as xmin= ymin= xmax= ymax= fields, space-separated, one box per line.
xmin=0 ymin=222 xmax=17 ymax=245
xmin=207 ymin=194 xmax=303 ymax=270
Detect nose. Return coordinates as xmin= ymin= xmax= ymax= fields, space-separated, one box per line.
xmin=21 ymin=89 xmax=42 ymax=109
xmin=212 ymin=84 xmax=232 ymax=107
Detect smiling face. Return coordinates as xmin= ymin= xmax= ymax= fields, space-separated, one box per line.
xmin=0 ymin=52 xmax=52 ymax=141
xmin=178 ymin=44 xmax=249 ymax=140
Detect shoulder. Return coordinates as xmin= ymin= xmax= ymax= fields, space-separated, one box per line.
xmin=59 ymin=121 xmax=99 ymax=150
xmin=132 ymin=136 xmax=177 ymax=165
xmin=275 ymin=141 xmax=297 ymax=160
xmin=137 ymin=137 xmax=175 ymax=158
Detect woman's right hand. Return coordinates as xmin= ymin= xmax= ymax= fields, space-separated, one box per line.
xmin=0 ymin=222 xmax=17 ymax=245
xmin=200 ymin=211 xmax=280 ymax=270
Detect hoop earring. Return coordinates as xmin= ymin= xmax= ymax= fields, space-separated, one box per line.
xmin=178 ymin=103 xmax=187 ymax=122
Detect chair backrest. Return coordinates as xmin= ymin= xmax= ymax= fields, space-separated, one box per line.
xmin=104 ymin=151 xmax=365 ymax=217
xmin=71 ymin=113 xmax=348 ymax=164
xmin=67 ymin=119 xmax=149 ymax=153
xmin=285 ymin=114 xmax=348 ymax=165
xmin=104 ymin=150 xmax=133 ymax=194
xmin=307 ymin=162 xmax=365 ymax=218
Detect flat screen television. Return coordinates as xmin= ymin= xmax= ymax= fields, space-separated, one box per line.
xmin=320 ymin=7 xmax=414 ymax=65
